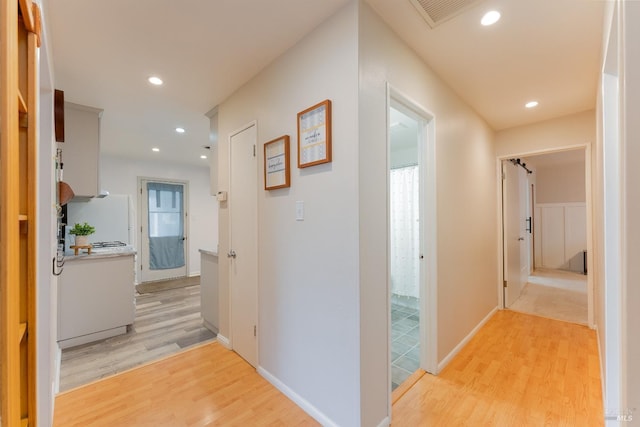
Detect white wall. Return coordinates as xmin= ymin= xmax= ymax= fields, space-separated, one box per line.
xmin=359 ymin=2 xmax=498 ymax=416
xmin=496 ymin=110 xmax=595 ymax=157
xmin=101 ymin=154 xmax=218 ymax=280
xmin=598 ymin=1 xmax=640 ymax=423
xmin=36 ymin=0 xmax=59 ymax=423
xmin=622 ymin=2 xmax=640 ymax=421
xmin=217 ymin=3 xmax=361 ymax=426
xmin=536 ymin=161 xmax=586 ymax=204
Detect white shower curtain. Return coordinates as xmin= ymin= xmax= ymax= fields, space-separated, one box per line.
xmin=390 ymin=165 xmax=420 ymax=299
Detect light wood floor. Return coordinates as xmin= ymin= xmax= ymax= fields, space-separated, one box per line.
xmin=54 ymin=310 xmax=603 ymax=426
xmin=392 ymin=310 xmax=603 ymax=426
xmin=54 ymin=342 xmax=318 ymax=427
xmin=59 ymin=283 xmax=215 ymax=391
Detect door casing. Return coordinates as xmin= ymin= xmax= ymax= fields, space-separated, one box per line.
xmin=387 ymin=85 xmax=438 ymax=389
xmin=138 ymin=177 xmax=189 ymax=283
xmin=496 ymin=145 xmax=594 ymax=328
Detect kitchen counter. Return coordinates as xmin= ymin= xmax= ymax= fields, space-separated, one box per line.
xmin=58 ymin=250 xmax=136 ymax=349
xmin=198 ymin=248 xmax=217 ymax=257
xmin=64 ymin=246 xmax=136 ymax=261
xmin=200 ymin=249 xmax=218 ymax=333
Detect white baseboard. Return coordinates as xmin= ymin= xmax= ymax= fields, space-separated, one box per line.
xmin=595 ymin=325 xmax=607 ymax=412
xmin=376 ymin=416 xmax=391 ymax=427
xmin=58 ymin=326 xmax=127 ymax=349
xmin=217 ymin=334 xmax=231 ymax=349
xmin=258 ymin=366 xmax=339 ymax=427
xmin=189 ymin=271 xmax=200 ymax=277
xmin=438 ymin=307 xmax=498 ymax=372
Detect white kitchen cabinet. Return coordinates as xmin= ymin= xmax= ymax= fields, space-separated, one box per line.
xmin=63 ymin=102 xmax=103 ymax=199
xmin=200 ymin=249 xmax=218 ymax=333
xmin=58 ymin=252 xmax=135 ymax=349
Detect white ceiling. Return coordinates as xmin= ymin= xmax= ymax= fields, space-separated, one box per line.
xmin=366 ymin=0 xmax=605 ymax=130
xmin=46 ymin=0 xmax=605 ymax=166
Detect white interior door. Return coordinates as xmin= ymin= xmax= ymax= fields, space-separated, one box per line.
xmin=140 ymin=179 xmax=188 ymax=282
xmin=229 ymin=123 xmax=258 ymax=367
xmin=529 ymin=184 xmax=535 ymax=273
xmin=503 ymin=161 xmax=527 ymax=307
xmin=519 ymin=168 xmax=529 ymax=279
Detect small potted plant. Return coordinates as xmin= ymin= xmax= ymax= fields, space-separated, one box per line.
xmin=69 ymin=222 xmax=95 ymax=247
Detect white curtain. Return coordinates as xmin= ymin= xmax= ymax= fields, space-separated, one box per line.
xmin=390 ymin=165 xmax=420 ymax=299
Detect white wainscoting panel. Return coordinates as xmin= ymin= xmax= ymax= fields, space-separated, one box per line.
xmin=536 ymin=203 xmax=586 ymax=272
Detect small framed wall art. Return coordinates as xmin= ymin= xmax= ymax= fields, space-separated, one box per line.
xmin=264 ymin=135 xmax=291 ymax=190
xmin=297 ymin=99 xmax=332 ymax=168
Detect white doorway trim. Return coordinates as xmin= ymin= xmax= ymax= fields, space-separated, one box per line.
xmin=137 ymin=177 xmax=189 ymax=283
xmin=496 ymin=144 xmax=594 ymax=328
xmin=387 ymin=84 xmax=438 ymax=383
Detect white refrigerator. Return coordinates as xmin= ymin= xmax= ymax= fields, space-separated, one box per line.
xmin=66 ymin=195 xmax=134 ymax=246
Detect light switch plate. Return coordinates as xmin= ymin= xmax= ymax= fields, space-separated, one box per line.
xmin=296 ymin=201 xmax=304 ymax=221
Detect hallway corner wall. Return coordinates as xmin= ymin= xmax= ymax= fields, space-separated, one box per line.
xmin=359 ymin=1 xmax=498 ymax=380
xmin=217 ymin=3 xmax=362 ymax=426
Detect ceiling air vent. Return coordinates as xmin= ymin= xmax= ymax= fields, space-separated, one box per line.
xmin=408 ymin=0 xmax=484 ymax=28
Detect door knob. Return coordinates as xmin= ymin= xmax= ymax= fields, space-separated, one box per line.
xmin=227 ymin=250 xmax=237 ymax=259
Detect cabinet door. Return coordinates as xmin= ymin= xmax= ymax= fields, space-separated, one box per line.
xmin=200 ymin=254 xmax=219 ymax=329
xmin=58 ymin=256 xmax=135 ymax=341
xmin=63 ymin=102 xmax=102 ymax=198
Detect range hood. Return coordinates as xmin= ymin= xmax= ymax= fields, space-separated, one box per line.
xmin=72 ymin=190 xmax=109 ymax=202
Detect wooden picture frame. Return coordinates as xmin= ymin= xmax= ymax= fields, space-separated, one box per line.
xmin=264 ymin=135 xmax=291 ymax=190
xmin=297 ymin=99 xmax=332 ymax=168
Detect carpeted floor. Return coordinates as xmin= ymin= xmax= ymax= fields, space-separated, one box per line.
xmin=509 ymin=269 xmax=587 ymax=325
xmin=136 ymin=275 xmax=200 ymax=294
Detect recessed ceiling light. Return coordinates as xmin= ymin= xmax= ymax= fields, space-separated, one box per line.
xmin=200 ymin=155 xmax=207 ymax=159
xmin=175 ymin=127 xmax=185 ymax=134
xmin=525 ymin=101 xmax=539 ymax=108
xmin=481 ymin=10 xmax=501 ymax=26
xmin=152 ymin=147 xmax=160 ymax=152
xmin=148 ymin=76 xmax=163 ymax=86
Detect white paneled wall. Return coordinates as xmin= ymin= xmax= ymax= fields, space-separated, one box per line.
xmin=535 ymin=203 xmax=587 ymax=272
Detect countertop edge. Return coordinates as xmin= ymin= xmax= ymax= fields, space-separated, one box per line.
xmin=199 ymin=249 xmax=218 ymax=257
xmin=65 ymin=250 xmax=137 ymax=262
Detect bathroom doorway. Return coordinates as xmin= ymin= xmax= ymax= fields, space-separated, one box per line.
xmin=389 ymin=100 xmax=423 ymax=390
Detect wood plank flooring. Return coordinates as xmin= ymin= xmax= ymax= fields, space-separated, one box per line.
xmin=54 ymin=342 xmax=318 ymax=427
xmin=54 ymin=310 xmax=603 ymax=426
xmin=391 ymin=310 xmax=603 ymax=426
xmin=59 ymin=283 xmax=215 ymax=391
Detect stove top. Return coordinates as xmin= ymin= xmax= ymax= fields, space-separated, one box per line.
xmin=91 ymin=241 xmax=127 ymax=248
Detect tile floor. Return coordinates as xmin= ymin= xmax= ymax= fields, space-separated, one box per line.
xmin=391 ymin=300 xmax=420 ymax=390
